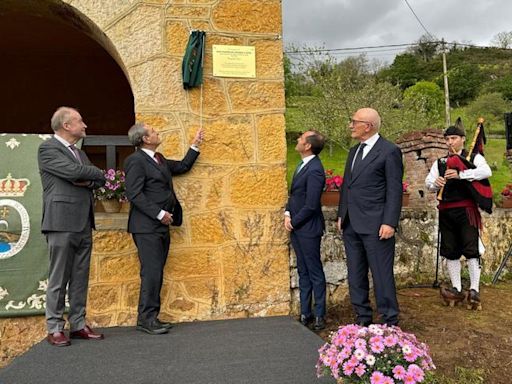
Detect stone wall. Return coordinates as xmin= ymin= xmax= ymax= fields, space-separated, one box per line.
xmin=289 ymin=206 xmax=512 ymax=315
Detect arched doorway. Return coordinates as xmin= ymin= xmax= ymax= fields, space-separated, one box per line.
xmin=0 ymin=0 xmax=135 ymax=168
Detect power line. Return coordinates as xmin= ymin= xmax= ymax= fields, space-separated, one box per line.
xmin=403 ymin=0 xmax=437 ymax=40
xmin=284 ymin=43 xmax=418 ymax=55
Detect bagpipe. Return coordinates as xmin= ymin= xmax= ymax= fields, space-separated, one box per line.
xmin=437 ymin=118 xmax=493 ymax=213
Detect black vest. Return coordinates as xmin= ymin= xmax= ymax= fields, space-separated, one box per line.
xmin=437 ymin=151 xmax=475 ymax=202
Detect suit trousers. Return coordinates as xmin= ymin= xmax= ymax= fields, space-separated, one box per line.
xmin=290 ymin=232 xmax=326 ymax=317
xmin=343 ymin=221 xmax=399 ymax=325
xmin=45 ymin=228 xmax=92 ymax=333
xmin=133 ymin=231 xmax=171 ymax=324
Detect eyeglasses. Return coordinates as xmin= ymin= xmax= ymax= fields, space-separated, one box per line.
xmin=348 ymin=118 xmax=372 ymax=126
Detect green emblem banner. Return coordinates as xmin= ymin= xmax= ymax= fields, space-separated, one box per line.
xmin=0 ymin=134 xmax=51 ymax=317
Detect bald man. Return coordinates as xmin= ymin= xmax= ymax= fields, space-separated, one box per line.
xmin=337 ymin=108 xmax=403 ymax=326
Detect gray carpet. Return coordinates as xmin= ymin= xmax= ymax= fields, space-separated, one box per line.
xmin=0 ymin=316 xmax=335 ymax=384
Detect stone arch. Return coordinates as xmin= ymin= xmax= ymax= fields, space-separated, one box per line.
xmin=0 ymin=0 xmax=135 ymax=136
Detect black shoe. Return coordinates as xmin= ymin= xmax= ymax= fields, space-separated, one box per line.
xmin=136 ymin=320 xmax=169 ymax=335
xmin=467 ymin=289 xmax=482 ymax=311
xmin=313 ymin=317 xmax=325 ymax=331
xmin=155 ymin=319 xmax=173 ymax=329
xmin=299 ymin=314 xmax=313 ymax=327
xmin=356 ymin=319 xmax=372 ymax=327
xmin=441 ymin=286 xmax=466 ymax=307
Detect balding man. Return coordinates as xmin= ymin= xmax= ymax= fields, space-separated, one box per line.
xmin=337 ymin=108 xmax=403 ymax=326
xmin=38 ymin=107 xmax=106 ymax=346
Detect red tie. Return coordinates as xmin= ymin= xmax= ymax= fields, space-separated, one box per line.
xmin=154 ymin=152 xmax=162 ymax=165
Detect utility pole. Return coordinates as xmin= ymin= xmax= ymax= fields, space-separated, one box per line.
xmin=442 ymin=39 xmax=451 ymax=127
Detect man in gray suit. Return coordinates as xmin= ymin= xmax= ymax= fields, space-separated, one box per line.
xmin=38 ymin=107 xmax=106 ymax=347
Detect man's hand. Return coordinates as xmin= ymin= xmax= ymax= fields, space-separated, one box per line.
xmin=444 ymin=169 xmax=459 ymax=180
xmin=434 ymin=176 xmax=446 ymax=188
xmin=379 ymin=224 xmax=395 ymax=240
xmin=284 ymin=216 xmax=294 ymax=232
xmin=337 ymin=217 xmax=343 ymax=232
xmin=160 ymin=211 xmax=173 ymax=226
xmin=192 ymin=128 xmax=205 ymax=146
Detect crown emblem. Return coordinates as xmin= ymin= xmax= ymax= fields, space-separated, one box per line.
xmin=0 ymin=174 xmax=30 ymax=197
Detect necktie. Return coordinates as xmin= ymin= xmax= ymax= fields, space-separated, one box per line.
xmin=351 ymin=143 xmax=366 ymax=171
xmin=293 ymin=160 xmax=304 ymax=177
xmin=69 ymin=145 xmax=83 ymax=165
xmin=154 ymin=152 xmax=162 ymax=165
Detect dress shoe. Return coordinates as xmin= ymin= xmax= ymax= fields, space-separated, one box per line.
xmin=70 ymin=325 xmax=104 ymax=340
xmin=441 ymin=286 xmax=466 ymax=307
xmin=47 ymin=331 xmax=70 ymax=347
xmin=313 ymin=317 xmax=325 ymax=331
xmin=467 ymin=289 xmax=482 ymax=311
xmin=299 ymin=314 xmax=313 ymax=327
xmin=136 ymin=320 xmax=169 ymax=335
xmin=155 ymin=319 xmax=173 ymax=329
xmin=356 ymin=319 xmax=372 ymax=327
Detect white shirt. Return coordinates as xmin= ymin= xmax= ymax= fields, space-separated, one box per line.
xmin=425 ymin=153 xmax=492 ymax=191
xmin=54 ymin=134 xmax=79 ymax=159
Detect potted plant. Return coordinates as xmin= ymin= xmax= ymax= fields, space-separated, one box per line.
xmin=317 ymin=323 xmax=436 ymax=383
xmin=94 ymin=169 xmax=126 ymax=213
xmin=501 ymin=183 xmax=512 ymax=208
xmin=402 ymin=181 xmax=410 ymax=207
xmin=321 ymin=169 xmax=343 ymax=206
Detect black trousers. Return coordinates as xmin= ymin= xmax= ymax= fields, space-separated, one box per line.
xmin=440 ymin=207 xmax=479 ymax=260
xmin=133 ymin=231 xmax=170 ymax=324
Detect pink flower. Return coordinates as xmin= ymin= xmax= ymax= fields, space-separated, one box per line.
xmin=384 ymin=335 xmax=398 ymax=347
xmin=342 ymin=360 xmax=356 ymax=376
xmin=354 ymin=338 xmax=367 ymax=349
xmin=393 ymin=365 xmax=406 ymax=380
xmin=370 ymin=371 xmax=386 ymax=384
xmin=408 ymin=364 xmax=425 ymax=382
xmin=370 ymin=341 xmax=385 ymax=354
xmin=355 ymin=364 xmax=366 ymax=377
xmin=403 ymin=373 xmax=417 ymax=384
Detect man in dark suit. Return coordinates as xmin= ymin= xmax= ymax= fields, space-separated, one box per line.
xmin=337 ymin=108 xmax=403 ymax=326
xmin=285 ymin=130 xmax=327 ymax=330
xmin=125 ymin=122 xmax=203 ymax=335
xmin=38 ymin=106 xmax=106 ymax=347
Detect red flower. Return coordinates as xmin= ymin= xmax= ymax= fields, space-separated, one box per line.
xmin=501 ymin=184 xmax=512 ymax=197
xmin=402 ymin=181 xmax=410 ymax=193
xmin=324 ymin=170 xmax=343 ymax=192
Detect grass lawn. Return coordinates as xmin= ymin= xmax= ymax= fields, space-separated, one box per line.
xmin=286 ymin=139 xmax=512 ymax=196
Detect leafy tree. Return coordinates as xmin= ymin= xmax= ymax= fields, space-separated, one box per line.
xmin=436 ymin=64 xmax=486 ymax=106
xmin=378 ymin=53 xmax=423 ymax=89
xmin=403 ymin=81 xmax=444 ymax=126
xmin=411 ymin=35 xmax=440 ymax=62
xmin=463 ymin=92 xmax=511 ymax=135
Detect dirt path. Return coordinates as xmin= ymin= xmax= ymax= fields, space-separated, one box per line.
xmin=318 ymin=283 xmax=512 ymax=383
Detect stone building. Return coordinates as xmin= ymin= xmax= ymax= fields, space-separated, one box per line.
xmin=1 ymin=0 xmax=288 ymax=364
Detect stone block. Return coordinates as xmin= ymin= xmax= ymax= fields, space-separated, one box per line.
xmin=130 ymin=57 xmax=188 ymax=110
xmin=159 ymin=131 xmax=184 ymax=158
xmin=68 ymin=0 xmax=139 ymax=29
xmin=189 ymin=209 xmax=234 ymax=244
xmin=230 ymin=166 xmax=287 ymax=207
xmin=165 ymin=248 xmax=220 ymax=277
xmin=252 ymin=40 xmax=284 ymax=79
xmin=212 ymin=0 xmax=282 ymax=34
xmin=121 ymin=281 xmax=141 ymax=309
xmin=256 ymin=114 xmax=286 ymax=162
xmin=166 ymin=5 xmax=210 ymax=18
xmin=88 ymin=284 xmax=121 ymax=312
xmin=98 ymin=254 xmax=140 ymax=282
xmin=229 ymin=81 xmax=285 ymax=113
xmin=93 ymin=231 xmax=135 ymax=253
xmin=136 ymin=112 xmax=180 ymax=131
xmin=187 ymin=78 xmax=229 ymax=116
xmin=106 ymin=5 xmax=162 ymax=66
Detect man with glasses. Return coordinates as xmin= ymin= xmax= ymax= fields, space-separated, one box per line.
xmin=38 ymin=107 xmax=106 ymax=346
xmin=337 ymin=108 xmax=403 ymax=326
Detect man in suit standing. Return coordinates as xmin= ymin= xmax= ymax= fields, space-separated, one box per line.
xmin=125 ymin=122 xmax=203 ymax=335
xmin=285 ymin=130 xmax=327 ymax=331
xmin=337 ymin=108 xmax=403 ymax=326
xmin=38 ymin=106 xmax=106 ymax=347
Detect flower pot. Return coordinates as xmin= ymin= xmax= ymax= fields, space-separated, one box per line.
xmin=120 ymin=201 xmax=130 ymax=213
xmin=321 ymin=191 xmax=340 ymax=206
xmin=100 ymin=199 xmax=121 ymax=213
xmin=402 ymin=192 xmax=410 ymax=207
xmin=503 ymin=196 xmax=512 ymax=208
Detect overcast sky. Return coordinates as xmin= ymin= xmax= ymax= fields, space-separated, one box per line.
xmin=282 ymin=0 xmax=512 ymax=63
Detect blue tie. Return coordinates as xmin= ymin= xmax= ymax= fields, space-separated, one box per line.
xmin=294 ymin=160 xmax=304 ymax=177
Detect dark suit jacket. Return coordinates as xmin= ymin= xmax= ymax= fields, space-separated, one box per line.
xmin=286 ymin=156 xmax=325 ymax=238
xmin=124 ymin=148 xmax=199 ymax=234
xmin=338 ymin=136 xmax=403 ymax=235
xmin=38 ymin=137 xmax=105 ymax=233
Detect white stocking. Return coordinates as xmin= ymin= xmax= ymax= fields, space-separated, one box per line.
xmin=446 ymin=259 xmax=462 ymax=291
xmin=467 ymin=258 xmax=481 ymax=292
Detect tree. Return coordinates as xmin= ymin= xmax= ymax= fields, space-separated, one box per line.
xmin=436 ymin=64 xmax=486 ymax=106
xmin=464 ymin=92 xmax=511 ymax=134
xmin=411 ymin=35 xmax=440 ymax=62
xmin=491 ymin=31 xmax=512 ymax=49
xmin=403 ymin=81 xmax=444 ymax=126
